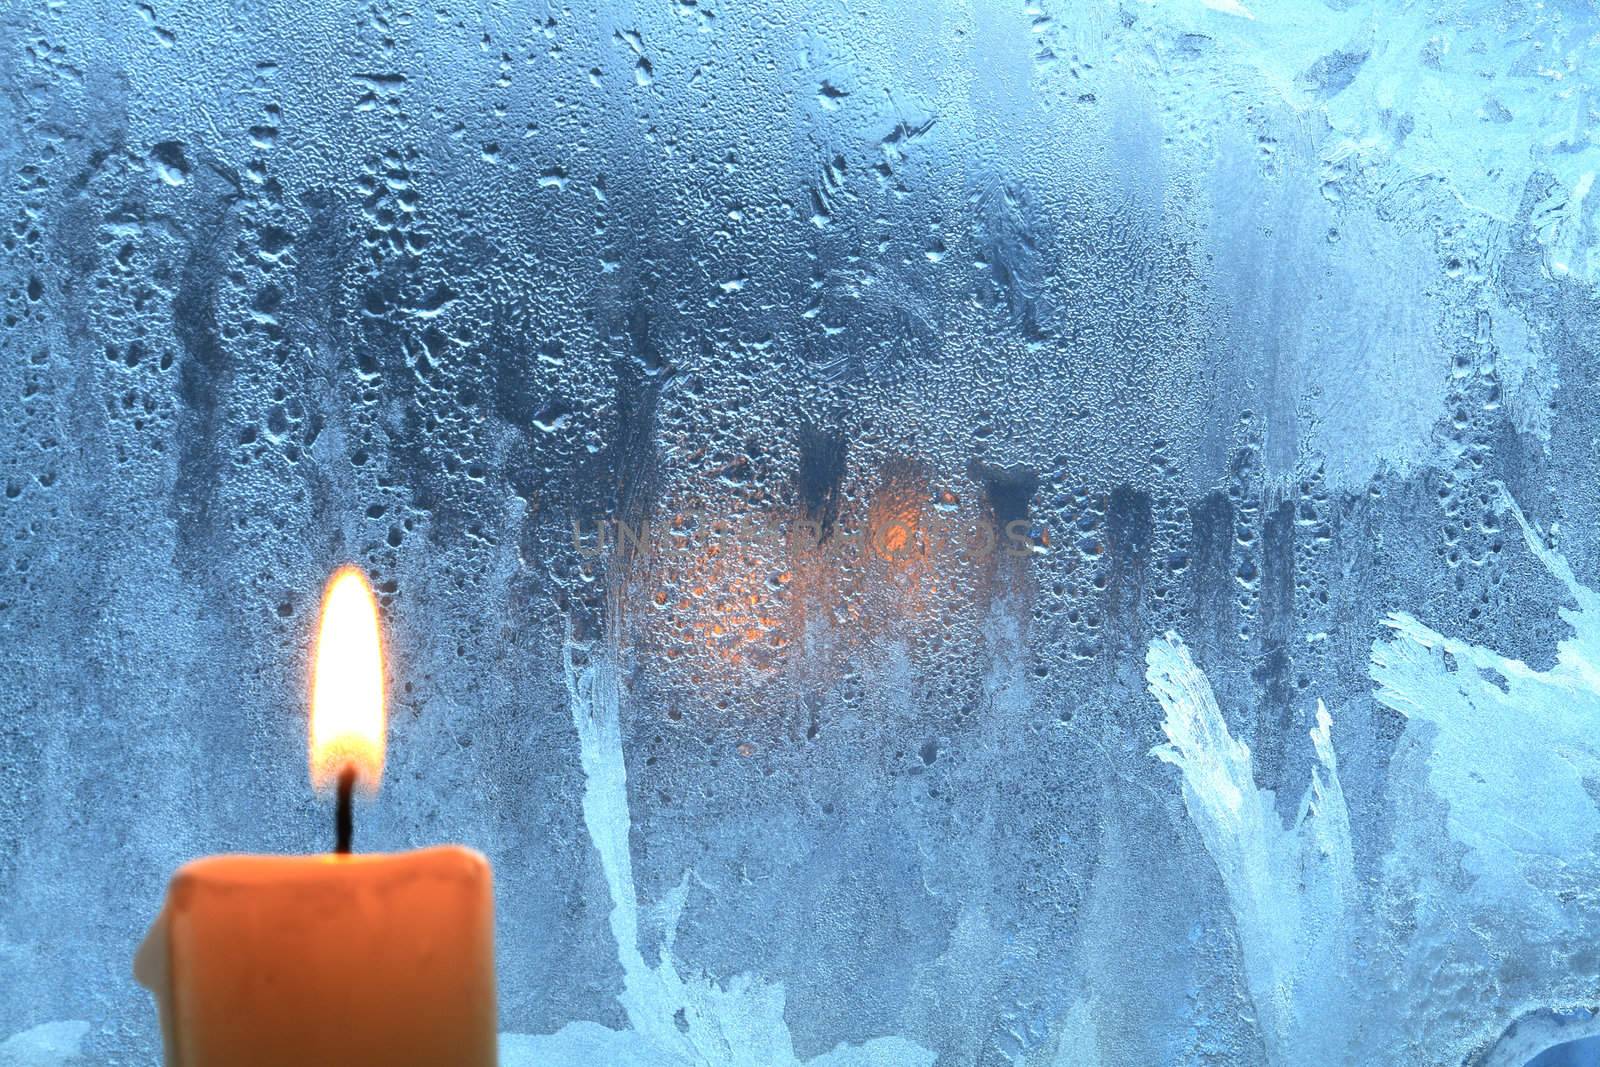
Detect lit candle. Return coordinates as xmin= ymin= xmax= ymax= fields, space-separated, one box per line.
xmin=134 ymin=567 xmax=497 ymax=1066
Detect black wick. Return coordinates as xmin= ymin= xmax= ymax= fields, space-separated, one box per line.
xmin=335 ymin=765 xmax=356 ymax=854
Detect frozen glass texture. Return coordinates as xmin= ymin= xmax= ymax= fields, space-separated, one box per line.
xmin=3 ymin=1 xmax=1600 ymax=1064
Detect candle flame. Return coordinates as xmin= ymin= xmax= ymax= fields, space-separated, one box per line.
xmin=310 ymin=566 xmax=385 ymax=793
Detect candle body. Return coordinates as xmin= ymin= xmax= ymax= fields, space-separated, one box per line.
xmin=135 ymin=845 xmax=496 ymax=1067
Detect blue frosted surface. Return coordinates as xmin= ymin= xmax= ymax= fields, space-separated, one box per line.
xmin=3 ymin=1 xmax=1600 ymax=1064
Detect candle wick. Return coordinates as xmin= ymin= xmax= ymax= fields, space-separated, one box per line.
xmin=335 ymin=766 xmax=356 ymax=855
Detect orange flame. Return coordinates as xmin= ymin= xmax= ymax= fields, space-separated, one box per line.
xmin=309 ymin=566 xmax=385 ymax=793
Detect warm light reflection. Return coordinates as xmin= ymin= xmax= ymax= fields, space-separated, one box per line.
xmin=309 ymin=566 xmax=386 ymax=793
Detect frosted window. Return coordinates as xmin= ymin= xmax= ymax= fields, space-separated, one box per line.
xmin=3 ymin=1 xmax=1599 ymax=1063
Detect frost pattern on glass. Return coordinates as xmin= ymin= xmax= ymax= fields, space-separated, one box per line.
xmin=1146 ymin=634 xmax=1353 ymax=1065
xmin=2 ymin=0 xmax=1599 ymax=1063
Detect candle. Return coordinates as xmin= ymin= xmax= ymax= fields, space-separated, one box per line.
xmin=134 ymin=567 xmax=498 ymax=1066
